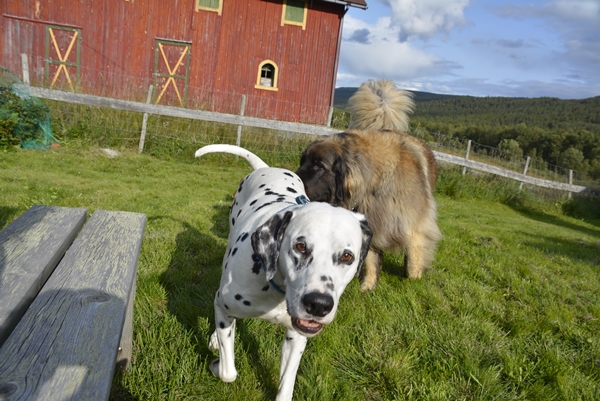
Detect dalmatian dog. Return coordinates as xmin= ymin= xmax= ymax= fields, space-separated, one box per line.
xmin=195 ymin=144 xmax=372 ymax=401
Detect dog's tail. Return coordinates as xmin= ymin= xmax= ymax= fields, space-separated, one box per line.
xmin=347 ymin=79 xmax=414 ymax=132
xmin=194 ymin=144 xmax=269 ymax=170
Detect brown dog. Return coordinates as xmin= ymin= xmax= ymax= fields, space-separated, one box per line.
xmin=296 ymin=79 xmax=442 ymax=291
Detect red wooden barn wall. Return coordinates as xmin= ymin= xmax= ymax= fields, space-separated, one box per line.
xmin=0 ymin=0 xmax=346 ymax=124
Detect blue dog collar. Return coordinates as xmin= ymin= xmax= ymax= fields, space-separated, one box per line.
xmin=295 ymin=195 xmax=310 ymax=205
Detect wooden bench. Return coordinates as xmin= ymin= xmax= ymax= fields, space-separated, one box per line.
xmin=0 ymin=205 xmax=146 ymax=400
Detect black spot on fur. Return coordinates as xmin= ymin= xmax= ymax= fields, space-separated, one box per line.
xmin=224 ymin=262 xmax=228 ymax=270
xmin=262 ymin=285 xmax=270 ymax=291
xmin=287 ymin=187 xmax=297 ymax=193
xmin=235 ymin=294 xmax=243 ymax=300
xmin=232 ymin=248 xmax=238 ymax=256
xmin=243 ymin=300 xmax=251 ymax=306
xmin=320 ymin=276 xmax=329 ymax=282
xmin=276 ymin=197 xmax=286 ymax=202
xmin=219 ymin=322 xmax=225 ymax=329
xmin=284 ymin=172 xmax=294 ymax=177
xmin=237 ymin=209 xmax=242 ymax=217
xmin=228 ymin=330 xmax=232 ymax=338
xmin=224 ymin=304 xmax=229 ymax=309
xmin=254 ymin=201 xmax=275 ymax=212
xmin=231 ymin=217 xmax=235 ymax=225
xmin=259 ymin=184 xmax=266 ymax=188
xmin=327 ymin=283 xmax=335 ymax=291
xmin=241 ymin=232 xmax=249 ymax=242
xmin=252 ymin=253 xmax=262 ymax=275
xmin=265 ymin=190 xmax=286 ymax=197
xmin=250 ymin=199 xmax=258 ymax=206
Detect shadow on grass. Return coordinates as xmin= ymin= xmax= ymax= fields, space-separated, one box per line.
xmin=508 ymin=204 xmax=600 ymax=240
xmin=151 ymin=198 xmax=283 ymax=399
xmin=518 ymin=231 xmax=600 ymax=267
xmin=0 ymin=206 xmax=20 ymax=230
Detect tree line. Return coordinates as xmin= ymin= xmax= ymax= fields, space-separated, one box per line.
xmin=410 ymin=95 xmax=600 ymax=180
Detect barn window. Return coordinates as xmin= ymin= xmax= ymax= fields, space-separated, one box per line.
xmin=196 ymin=0 xmax=222 ymax=15
xmin=281 ymin=0 xmax=307 ymax=30
xmin=255 ymin=60 xmax=279 ymax=91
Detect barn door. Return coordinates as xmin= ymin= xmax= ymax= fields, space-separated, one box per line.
xmin=45 ymin=25 xmax=81 ymax=90
xmin=154 ymin=40 xmax=191 ymax=106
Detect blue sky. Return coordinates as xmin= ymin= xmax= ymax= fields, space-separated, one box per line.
xmin=336 ymin=0 xmax=600 ymax=99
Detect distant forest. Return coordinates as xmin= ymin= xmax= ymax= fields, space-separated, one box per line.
xmin=334 ymin=88 xmax=600 ymax=180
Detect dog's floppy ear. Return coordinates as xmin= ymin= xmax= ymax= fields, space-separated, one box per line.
xmin=332 ymin=155 xmax=347 ymax=202
xmin=355 ymin=215 xmax=373 ymax=277
xmin=251 ymin=211 xmax=293 ymax=281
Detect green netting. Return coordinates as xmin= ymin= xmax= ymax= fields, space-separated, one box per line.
xmin=0 ymin=66 xmax=58 ymax=149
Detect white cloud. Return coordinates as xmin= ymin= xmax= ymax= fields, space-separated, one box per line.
xmin=338 ymin=1 xmax=600 ymax=98
xmin=378 ymin=0 xmax=471 ymax=41
xmin=489 ymin=0 xmax=600 ymax=88
xmin=337 ymin=15 xmax=462 ymax=87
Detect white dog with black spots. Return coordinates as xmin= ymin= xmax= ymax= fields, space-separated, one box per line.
xmin=195 ymin=145 xmax=372 ymax=401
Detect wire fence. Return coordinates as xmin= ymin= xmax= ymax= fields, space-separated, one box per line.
xmin=411 ymin=129 xmax=598 ymax=189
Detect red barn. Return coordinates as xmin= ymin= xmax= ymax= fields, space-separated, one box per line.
xmin=1 ymin=0 xmax=367 ymax=125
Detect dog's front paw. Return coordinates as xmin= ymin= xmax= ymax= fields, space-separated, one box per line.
xmin=210 ymin=358 xmax=238 ymax=382
xmin=359 ymin=279 xmax=377 ymax=292
xmin=208 ymin=331 xmax=219 ymax=351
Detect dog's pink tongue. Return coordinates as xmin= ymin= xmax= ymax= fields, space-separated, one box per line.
xmin=298 ymin=319 xmax=320 ymax=328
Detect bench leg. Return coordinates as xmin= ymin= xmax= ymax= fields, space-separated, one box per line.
xmin=117 ymin=275 xmax=136 ymax=370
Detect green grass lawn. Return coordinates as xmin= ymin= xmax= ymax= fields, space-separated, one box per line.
xmin=1 ymin=147 xmax=599 ymax=400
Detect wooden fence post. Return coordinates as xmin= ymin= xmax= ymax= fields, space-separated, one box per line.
xmin=568 ymin=169 xmax=573 ymax=199
xmin=21 ymin=54 xmax=30 ymax=85
xmin=327 ymin=107 xmax=334 ymax=127
xmin=519 ymin=156 xmax=531 ymax=191
xmin=236 ymin=95 xmax=246 ymax=147
xmin=138 ymin=85 xmax=154 ymax=154
xmin=462 ymin=140 xmax=471 ymax=175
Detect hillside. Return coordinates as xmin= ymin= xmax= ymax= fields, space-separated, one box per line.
xmin=334 ymin=87 xmax=456 ymax=107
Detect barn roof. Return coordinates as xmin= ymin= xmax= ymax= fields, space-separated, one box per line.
xmin=320 ymin=0 xmax=368 ymax=10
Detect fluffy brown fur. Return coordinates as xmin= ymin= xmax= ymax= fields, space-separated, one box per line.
xmin=296 ymin=80 xmax=441 ymax=291
xmin=347 ymin=79 xmax=414 ymax=132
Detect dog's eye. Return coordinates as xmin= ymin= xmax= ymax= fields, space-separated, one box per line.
xmin=340 ymin=251 xmax=354 ymax=263
xmin=314 ymin=161 xmax=324 ymax=170
xmin=295 ymin=242 xmax=307 ymax=253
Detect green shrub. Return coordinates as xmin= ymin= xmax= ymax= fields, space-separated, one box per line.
xmin=0 ymin=85 xmax=52 ymax=149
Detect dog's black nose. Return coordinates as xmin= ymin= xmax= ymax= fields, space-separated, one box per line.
xmin=302 ymin=292 xmax=334 ymax=317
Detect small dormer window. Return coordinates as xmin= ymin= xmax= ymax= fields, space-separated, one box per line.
xmin=255 ymin=60 xmax=279 ymax=91
xmin=196 ymin=0 xmax=222 ymax=15
xmin=282 ymin=0 xmax=307 ymax=30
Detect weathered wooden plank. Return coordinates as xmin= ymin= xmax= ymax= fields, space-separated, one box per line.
xmin=0 ymin=210 xmax=146 ymax=401
xmin=29 ymin=87 xmax=339 ymax=136
xmin=0 ymin=205 xmax=87 ymax=347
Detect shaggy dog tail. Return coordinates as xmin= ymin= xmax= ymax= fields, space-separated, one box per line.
xmin=195 ymin=144 xmax=269 ymax=170
xmin=347 ymin=79 xmax=415 ymax=132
